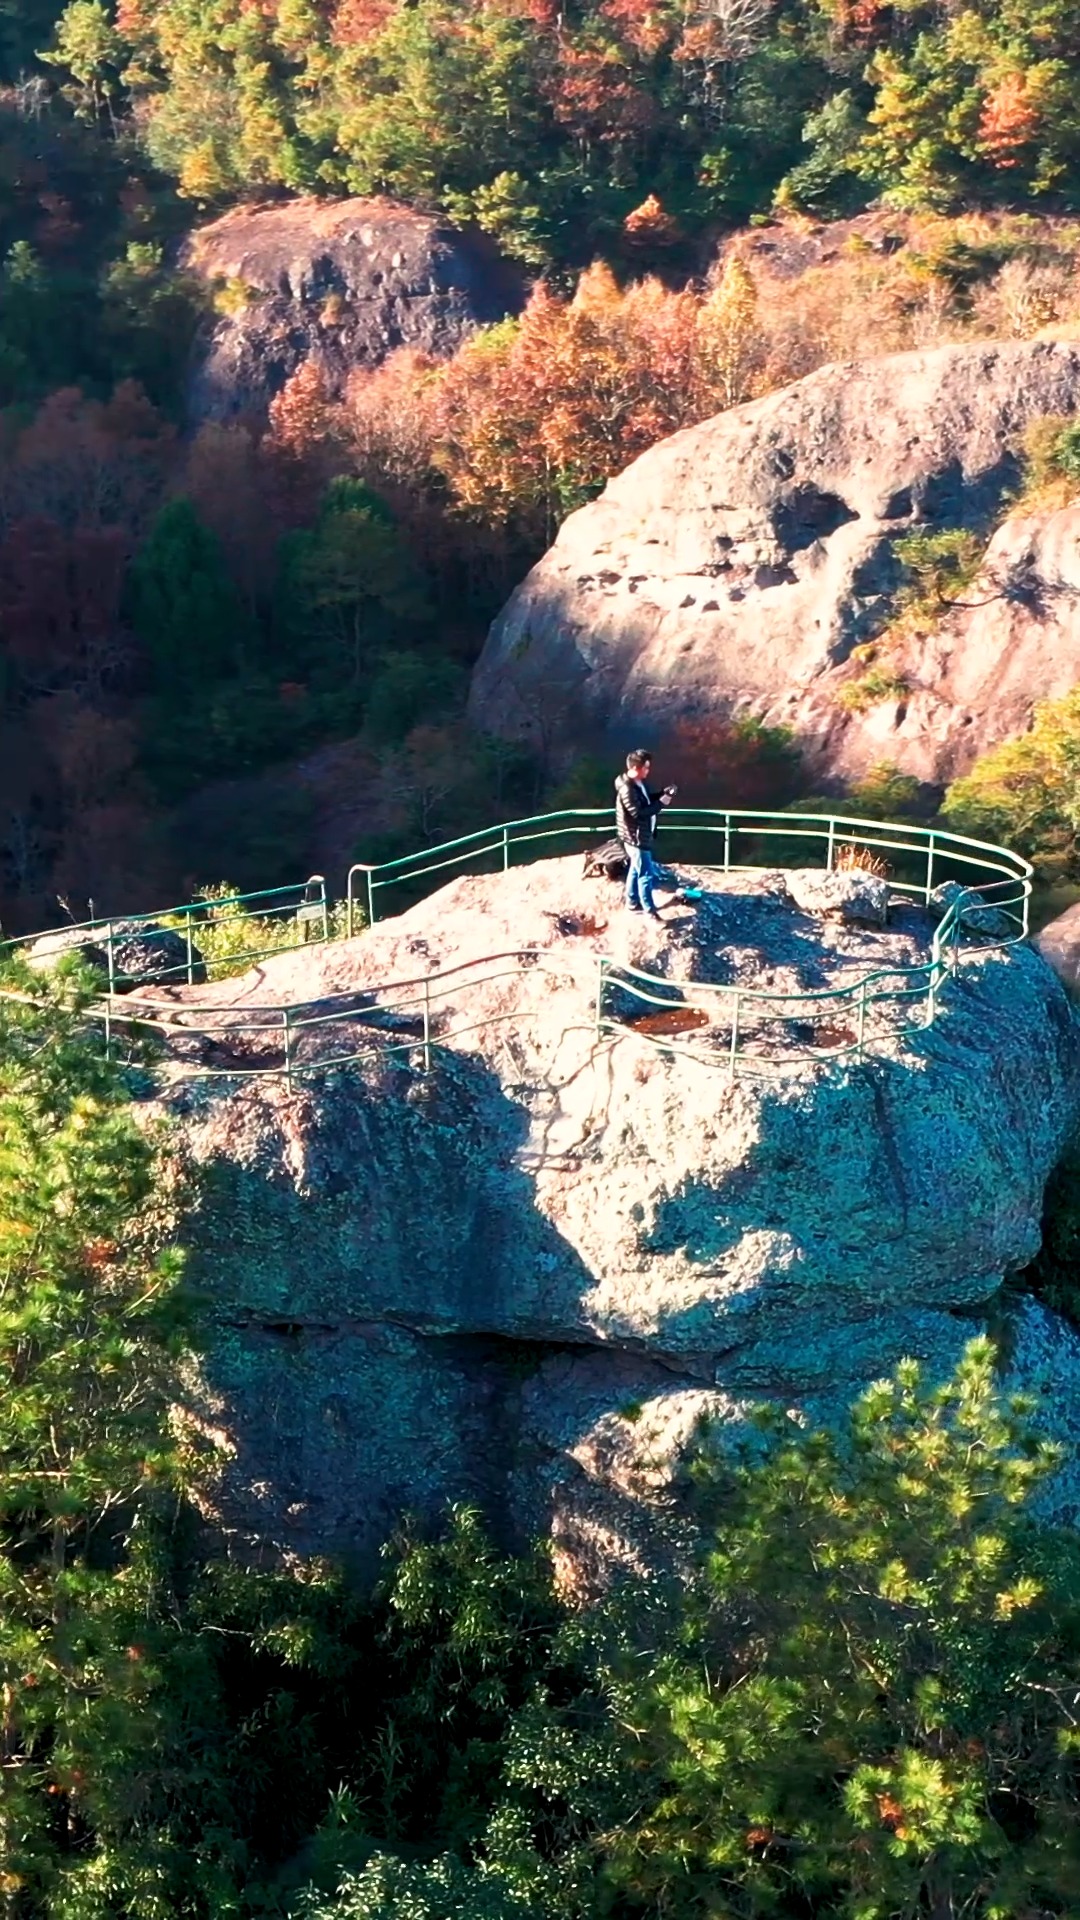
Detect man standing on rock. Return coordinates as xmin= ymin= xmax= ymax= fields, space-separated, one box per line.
xmin=615 ymin=749 xmax=677 ymax=918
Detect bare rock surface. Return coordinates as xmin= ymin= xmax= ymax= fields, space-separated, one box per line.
xmin=783 ymin=867 xmax=889 ymax=926
xmin=141 ymin=855 xmax=1080 ymax=1578
xmin=28 ymin=919 xmax=205 ymax=987
xmin=470 ymin=340 xmax=1080 ymax=787
xmin=182 ymin=196 xmax=524 ymax=423
xmin=1036 ymin=899 xmax=1080 ymax=999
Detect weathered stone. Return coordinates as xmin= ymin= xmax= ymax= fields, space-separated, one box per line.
xmin=1035 ymin=900 xmax=1080 ymax=1001
xmin=182 ymin=196 xmax=524 ymax=424
xmin=106 ymin=921 xmax=206 ymax=989
xmin=929 ymin=881 xmax=1015 ymax=939
xmin=138 ymin=855 xmax=1080 ymax=1581
xmin=469 ymin=340 xmax=1080 ymax=787
xmin=785 ymin=867 xmax=889 ymax=926
xmin=25 ymin=919 xmax=206 ymax=987
xmin=1005 ymin=1296 xmax=1080 ymax=1531
xmin=25 ymin=926 xmax=108 ymax=975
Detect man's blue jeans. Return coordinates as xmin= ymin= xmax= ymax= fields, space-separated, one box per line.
xmin=625 ymin=844 xmax=659 ymax=912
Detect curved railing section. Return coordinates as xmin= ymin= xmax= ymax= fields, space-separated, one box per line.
xmin=0 ymin=809 xmax=1033 ymax=1081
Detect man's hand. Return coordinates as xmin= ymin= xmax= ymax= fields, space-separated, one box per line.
xmin=660 ymin=784 xmax=677 ymax=805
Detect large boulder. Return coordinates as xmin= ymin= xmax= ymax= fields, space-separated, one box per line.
xmin=26 ymin=920 xmax=205 ymax=989
xmin=1035 ymin=899 xmax=1080 ymax=999
xmin=469 ymin=339 xmax=1080 ymax=787
xmin=182 ymin=196 xmax=525 ymax=424
xmin=142 ymin=854 xmax=1080 ymax=1582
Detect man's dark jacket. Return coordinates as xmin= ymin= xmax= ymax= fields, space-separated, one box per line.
xmin=615 ymin=773 xmax=662 ymax=850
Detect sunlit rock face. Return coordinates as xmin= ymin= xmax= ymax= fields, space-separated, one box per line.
xmin=470 ymin=339 xmax=1080 ymax=789
xmin=182 ymin=195 xmax=524 ymax=424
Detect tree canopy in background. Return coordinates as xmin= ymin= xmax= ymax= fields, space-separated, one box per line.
xmin=27 ymin=0 xmax=1080 ymax=267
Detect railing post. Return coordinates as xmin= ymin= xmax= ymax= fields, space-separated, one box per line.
xmin=728 ymin=991 xmax=740 ymax=1079
xmin=320 ymin=877 xmax=330 ymax=942
xmin=502 ymin=825 xmax=510 ymax=872
xmin=723 ymin=813 xmax=731 ymax=873
xmin=106 ymin=922 xmax=116 ymax=999
xmin=283 ymin=1008 xmax=293 ymax=1092
xmin=857 ymin=976 xmax=867 ymax=1059
xmin=185 ymin=909 xmax=195 ymax=985
xmin=925 ymin=831 xmax=936 ymax=906
xmin=422 ymin=976 xmax=432 ymax=1073
xmin=826 ymin=818 xmax=836 ymax=872
xmin=367 ymin=869 xmax=377 ymax=928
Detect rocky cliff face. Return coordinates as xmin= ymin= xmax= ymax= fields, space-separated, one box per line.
xmin=141 ymin=855 xmax=1080 ymax=1591
xmin=182 ymin=197 xmax=524 ymax=423
xmin=469 ymin=339 xmax=1080 ymax=788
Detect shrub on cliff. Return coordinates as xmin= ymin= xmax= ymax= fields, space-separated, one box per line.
xmin=942 ymin=686 xmax=1080 ymax=874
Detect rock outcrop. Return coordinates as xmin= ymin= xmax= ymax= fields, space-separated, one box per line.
xmin=469 ymin=339 xmax=1080 ymax=788
xmin=1035 ymin=898 xmax=1080 ymax=999
xmin=28 ymin=920 xmax=205 ymax=987
xmin=182 ymin=197 xmax=524 ymax=423
xmin=137 ymin=854 xmax=1080 ymax=1589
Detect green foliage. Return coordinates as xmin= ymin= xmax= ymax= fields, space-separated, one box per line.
xmin=942 ymin=684 xmax=1080 ymax=871
xmin=364 ymin=652 xmax=465 ymax=748
xmin=594 ymin=1339 xmax=1080 ymax=1919
xmin=0 ymin=971 xmax=232 ymax=1915
xmin=129 ymin=497 xmax=251 ymax=694
xmin=41 ymin=2 xmax=123 ymax=125
xmin=276 ymin=480 xmax=433 ymax=697
xmin=847 ymin=762 xmax=927 ymax=820
xmin=296 ymin=1849 xmax=554 ymax=1919
xmin=1022 ymin=412 xmax=1080 ymax=494
xmin=835 ymin=665 xmax=912 ymax=713
xmin=162 ymin=883 xmax=352 ymax=980
xmin=893 ymin=526 xmax=985 ymax=617
xmin=302 ymin=1341 xmax=1080 ymax=1920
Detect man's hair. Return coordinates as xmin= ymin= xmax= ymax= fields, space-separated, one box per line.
xmin=626 ymin=748 xmax=652 ymax=773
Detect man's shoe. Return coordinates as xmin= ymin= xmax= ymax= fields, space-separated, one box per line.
xmin=627 ymin=905 xmax=643 ymax=914
xmin=646 ymin=908 xmax=662 ymax=920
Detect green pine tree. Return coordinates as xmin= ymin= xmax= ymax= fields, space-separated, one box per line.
xmin=128 ymin=496 xmax=250 ymax=695
xmin=0 ymin=970 xmax=233 ymax=1917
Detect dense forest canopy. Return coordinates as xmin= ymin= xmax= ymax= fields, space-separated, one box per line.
xmin=27 ymin=0 xmax=1080 ymax=261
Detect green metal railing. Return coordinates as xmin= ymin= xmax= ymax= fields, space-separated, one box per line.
xmin=0 ymin=809 xmax=1034 ymax=1082
xmin=0 ymin=876 xmax=330 ymax=988
xmin=345 ymin=806 xmax=1031 ymax=933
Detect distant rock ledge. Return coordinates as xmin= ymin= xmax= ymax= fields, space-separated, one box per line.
xmin=181 ymin=195 xmax=525 ymax=425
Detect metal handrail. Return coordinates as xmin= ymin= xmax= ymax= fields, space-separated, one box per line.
xmin=0 ymin=809 xmax=1034 ymax=1082
xmin=345 ymin=806 xmax=1031 ymax=928
xmin=0 ymin=874 xmax=331 ymax=988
